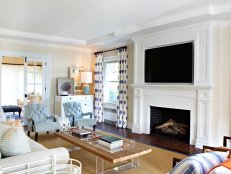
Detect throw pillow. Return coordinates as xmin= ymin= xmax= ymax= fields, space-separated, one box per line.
xmin=0 ymin=123 xmax=12 ymax=140
xmin=0 ymin=127 xmax=31 ymax=157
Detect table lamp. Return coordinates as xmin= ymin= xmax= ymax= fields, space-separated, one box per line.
xmin=81 ymin=71 xmax=92 ymax=95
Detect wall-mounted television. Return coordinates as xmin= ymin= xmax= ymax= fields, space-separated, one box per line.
xmin=145 ymin=42 xmax=194 ymax=83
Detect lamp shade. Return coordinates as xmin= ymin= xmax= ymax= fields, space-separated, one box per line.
xmin=81 ymin=72 xmax=92 ymax=83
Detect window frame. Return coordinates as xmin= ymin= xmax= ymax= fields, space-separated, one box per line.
xmin=103 ymin=56 xmax=119 ymax=104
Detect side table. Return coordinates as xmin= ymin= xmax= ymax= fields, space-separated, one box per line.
xmin=55 ymin=116 xmax=70 ymax=131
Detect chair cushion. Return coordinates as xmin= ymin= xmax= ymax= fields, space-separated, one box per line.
xmin=0 ymin=127 xmax=31 ymax=157
xmin=75 ymin=118 xmax=97 ymax=127
xmin=170 ymin=151 xmax=228 ymax=174
xmin=33 ymin=122 xmax=60 ymax=132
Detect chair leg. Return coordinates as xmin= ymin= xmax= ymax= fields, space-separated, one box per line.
xmin=27 ymin=131 xmax=30 ymax=137
xmin=46 ymin=131 xmax=49 ymax=134
xmin=35 ymin=132 xmax=38 ymax=141
xmin=72 ymin=117 xmax=75 ymax=127
xmin=93 ymin=125 xmax=96 ymax=131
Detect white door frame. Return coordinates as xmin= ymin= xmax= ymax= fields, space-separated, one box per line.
xmin=0 ymin=50 xmax=51 ymax=114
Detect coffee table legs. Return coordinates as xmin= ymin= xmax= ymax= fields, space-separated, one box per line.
xmin=96 ymin=156 xmax=140 ymax=174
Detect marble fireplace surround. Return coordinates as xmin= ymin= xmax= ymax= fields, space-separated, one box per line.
xmin=131 ymin=24 xmax=213 ymax=148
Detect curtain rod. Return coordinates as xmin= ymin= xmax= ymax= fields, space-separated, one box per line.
xmin=93 ymin=46 xmax=127 ymax=55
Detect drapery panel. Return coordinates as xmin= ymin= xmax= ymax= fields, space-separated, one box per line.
xmin=117 ymin=48 xmax=128 ymax=128
xmin=94 ymin=53 xmax=104 ymax=122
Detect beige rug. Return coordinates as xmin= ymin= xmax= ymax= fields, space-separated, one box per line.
xmin=36 ymin=132 xmax=187 ymax=174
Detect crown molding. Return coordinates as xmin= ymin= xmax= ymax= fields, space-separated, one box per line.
xmin=0 ymin=28 xmax=86 ymax=46
xmin=88 ymin=3 xmax=231 ymax=47
xmin=0 ymin=37 xmax=92 ymax=52
xmin=210 ymin=2 xmax=231 ymax=15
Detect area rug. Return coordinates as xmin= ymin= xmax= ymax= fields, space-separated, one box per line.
xmin=36 ymin=131 xmax=187 ymax=174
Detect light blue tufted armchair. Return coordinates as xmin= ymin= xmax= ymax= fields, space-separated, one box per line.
xmin=63 ymin=102 xmax=97 ymax=130
xmin=25 ymin=104 xmax=60 ymax=141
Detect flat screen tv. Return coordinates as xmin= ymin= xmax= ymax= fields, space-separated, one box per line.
xmin=145 ymin=42 xmax=194 ymax=83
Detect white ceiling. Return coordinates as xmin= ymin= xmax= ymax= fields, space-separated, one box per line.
xmin=0 ymin=0 xmax=230 ymax=48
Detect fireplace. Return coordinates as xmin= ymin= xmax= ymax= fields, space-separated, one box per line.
xmin=150 ymin=106 xmax=190 ymax=143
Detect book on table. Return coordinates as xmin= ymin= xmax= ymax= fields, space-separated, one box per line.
xmin=98 ymin=136 xmax=123 ymax=148
xmin=71 ymin=129 xmax=92 ymax=138
xmin=98 ymin=140 xmax=123 ymax=148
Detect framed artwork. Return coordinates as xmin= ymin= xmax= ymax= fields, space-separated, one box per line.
xmin=57 ymin=78 xmax=74 ymax=95
xmin=69 ymin=67 xmax=84 ymax=91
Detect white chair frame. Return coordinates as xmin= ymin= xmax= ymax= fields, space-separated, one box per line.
xmin=0 ymin=155 xmax=81 ymax=174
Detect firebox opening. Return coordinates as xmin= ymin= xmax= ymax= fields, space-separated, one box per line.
xmin=150 ymin=106 xmax=190 ymax=143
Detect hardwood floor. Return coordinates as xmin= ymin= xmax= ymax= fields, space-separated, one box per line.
xmin=96 ymin=123 xmax=201 ymax=155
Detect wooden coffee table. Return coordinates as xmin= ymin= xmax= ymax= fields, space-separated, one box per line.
xmin=55 ymin=131 xmax=152 ymax=174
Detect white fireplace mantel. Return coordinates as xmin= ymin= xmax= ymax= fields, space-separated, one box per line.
xmin=131 ymin=24 xmax=213 ymax=148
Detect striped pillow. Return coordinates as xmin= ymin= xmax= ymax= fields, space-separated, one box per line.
xmin=170 ymin=152 xmax=228 ymax=174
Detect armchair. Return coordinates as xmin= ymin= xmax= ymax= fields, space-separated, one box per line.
xmin=25 ymin=104 xmax=60 ymax=141
xmin=171 ymin=136 xmax=231 ymax=174
xmin=63 ymin=102 xmax=96 ymax=131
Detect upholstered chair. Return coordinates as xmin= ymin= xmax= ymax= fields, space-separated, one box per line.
xmin=63 ymin=102 xmax=96 ymax=130
xmin=25 ymin=104 xmax=59 ymax=141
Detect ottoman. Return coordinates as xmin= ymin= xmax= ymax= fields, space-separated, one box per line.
xmin=2 ymin=105 xmax=22 ymax=117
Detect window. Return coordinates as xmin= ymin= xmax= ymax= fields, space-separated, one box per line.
xmin=104 ymin=61 xmax=119 ymax=103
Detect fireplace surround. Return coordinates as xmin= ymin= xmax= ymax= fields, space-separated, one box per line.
xmin=131 ymin=25 xmax=212 ymax=148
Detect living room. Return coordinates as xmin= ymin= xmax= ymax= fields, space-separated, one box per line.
xmin=0 ymin=0 xmax=231 ymax=173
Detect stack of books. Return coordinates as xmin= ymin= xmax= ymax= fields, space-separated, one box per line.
xmin=98 ymin=136 xmax=123 ymax=149
xmin=71 ymin=129 xmax=92 ymax=139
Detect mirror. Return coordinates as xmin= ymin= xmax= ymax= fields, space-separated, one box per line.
xmin=69 ymin=67 xmax=84 ymax=92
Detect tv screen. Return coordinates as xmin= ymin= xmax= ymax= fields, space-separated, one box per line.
xmin=145 ymin=42 xmax=194 ymax=83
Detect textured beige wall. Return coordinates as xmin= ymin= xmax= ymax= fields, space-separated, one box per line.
xmin=127 ymin=43 xmax=134 ymax=124
xmin=211 ymin=26 xmax=231 ymax=145
xmin=0 ymin=39 xmax=92 ymax=114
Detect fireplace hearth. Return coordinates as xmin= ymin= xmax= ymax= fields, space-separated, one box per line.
xmin=150 ymin=106 xmax=190 ymax=143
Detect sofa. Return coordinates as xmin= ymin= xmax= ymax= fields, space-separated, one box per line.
xmin=0 ymin=122 xmax=69 ymax=173
xmin=0 ymin=139 xmax=69 ymax=173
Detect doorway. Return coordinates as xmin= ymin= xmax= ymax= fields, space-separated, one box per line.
xmin=0 ymin=51 xmax=49 ymax=122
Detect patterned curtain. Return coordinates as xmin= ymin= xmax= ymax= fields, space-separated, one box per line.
xmin=94 ymin=53 xmax=104 ymax=122
xmin=117 ymin=48 xmax=128 ymax=128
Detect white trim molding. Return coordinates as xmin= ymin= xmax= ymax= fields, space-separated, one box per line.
xmin=127 ymin=122 xmax=133 ymax=129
